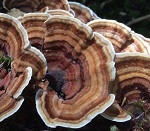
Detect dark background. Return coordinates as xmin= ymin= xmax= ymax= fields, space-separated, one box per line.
xmin=69 ymin=0 xmax=150 ymax=38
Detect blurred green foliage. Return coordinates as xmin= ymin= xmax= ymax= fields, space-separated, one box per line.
xmin=69 ymin=0 xmax=150 ymax=37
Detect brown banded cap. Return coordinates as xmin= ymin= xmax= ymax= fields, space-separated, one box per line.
xmin=87 ymin=19 xmax=133 ymax=52
xmin=69 ymin=2 xmax=100 ymax=23
xmin=102 ymin=52 xmax=150 ymax=122
xmin=0 ymin=13 xmax=47 ymax=121
xmin=35 ymin=16 xmax=116 ymax=128
xmin=121 ymin=31 xmax=150 ymax=54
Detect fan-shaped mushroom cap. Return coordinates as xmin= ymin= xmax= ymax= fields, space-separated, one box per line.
xmin=35 ymin=16 xmax=116 ymax=128
xmin=87 ymin=19 xmax=133 ymax=52
xmin=0 ymin=13 xmax=47 ymax=80
xmin=121 ymin=31 xmax=150 ymax=54
xmin=0 ymin=13 xmax=29 ymax=60
xmin=18 ymin=13 xmax=50 ymax=51
xmin=0 ymin=67 xmax=32 ymax=122
xmin=115 ymin=52 xmax=150 ymax=102
xmin=102 ymin=52 xmax=150 ymax=122
xmin=0 ymin=12 xmax=48 ymax=123
xmin=134 ymin=33 xmax=150 ymax=47
xmin=69 ymin=2 xmax=100 ymax=23
xmin=12 ymin=47 xmax=47 ymax=80
xmin=0 ymin=13 xmax=47 ymax=121
xmin=101 ymin=101 xmax=131 ymax=122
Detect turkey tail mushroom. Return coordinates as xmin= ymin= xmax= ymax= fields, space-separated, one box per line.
xmin=0 ymin=66 xmax=32 ymax=122
xmin=18 ymin=13 xmax=50 ymax=51
xmin=87 ymin=19 xmax=133 ymax=52
xmin=0 ymin=13 xmax=47 ymax=121
xmin=121 ymin=31 xmax=150 ymax=54
xmin=35 ymin=16 xmax=116 ymax=128
xmin=69 ymin=2 xmax=100 ymax=23
xmin=0 ymin=13 xmax=29 ymax=60
xmin=102 ymin=52 xmax=150 ymax=122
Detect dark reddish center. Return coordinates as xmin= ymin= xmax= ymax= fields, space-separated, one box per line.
xmin=46 ymin=70 xmax=65 ymax=99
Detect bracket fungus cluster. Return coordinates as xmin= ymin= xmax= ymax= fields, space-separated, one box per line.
xmin=0 ymin=13 xmax=46 ymax=121
xmin=0 ymin=0 xmax=150 ymax=129
xmin=35 ymin=16 xmax=116 ymax=128
xmin=16 ymin=11 xmax=116 ymax=128
xmin=3 ymin=0 xmax=70 ymax=17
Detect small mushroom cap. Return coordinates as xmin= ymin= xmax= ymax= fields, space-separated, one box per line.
xmin=36 ymin=90 xmax=115 ymax=128
xmin=0 ymin=95 xmax=24 ymax=122
xmin=121 ymin=31 xmax=150 ymax=54
xmin=69 ymin=2 xmax=100 ymax=23
xmin=18 ymin=13 xmax=50 ymax=50
xmin=87 ymin=19 xmax=133 ymax=52
xmin=115 ymin=52 xmax=150 ymax=100
xmin=0 ymin=67 xmax=32 ymax=121
xmin=0 ymin=13 xmax=30 ymax=60
xmin=103 ymin=52 xmax=150 ymax=122
xmin=101 ymin=101 xmax=131 ymax=122
xmin=12 ymin=47 xmax=47 ymax=80
xmin=133 ymin=32 xmax=150 ymax=47
xmin=35 ymin=16 xmax=116 ymax=128
xmin=5 ymin=67 xmax=32 ymax=98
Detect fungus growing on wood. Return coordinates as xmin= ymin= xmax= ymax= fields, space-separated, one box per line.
xmin=87 ymin=19 xmax=133 ymax=52
xmin=102 ymin=52 xmax=150 ymax=122
xmin=69 ymin=2 xmax=99 ymax=23
xmin=35 ymin=16 xmax=116 ymax=128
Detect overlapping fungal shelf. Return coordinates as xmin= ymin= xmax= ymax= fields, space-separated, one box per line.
xmin=18 ymin=13 xmax=50 ymax=51
xmin=121 ymin=32 xmax=150 ymax=54
xmin=114 ymin=52 xmax=150 ymax=103
xmin=35 ymin=16 xmax=115 ymax=128
xmin=3 ymin=0 xmax=70 ymax=14
xmin=69 ymin=2 xmax=99 ymax=23
xmin=0 ymin=67 xmax=32 ymax=122
xmin=0 ymin=0 xmax=150 ymax=129
xmin=102 ymin=53 xmax=150 ymax=122
xmin=87 ymin=19 xmax=133 ymax=52
xmin=0 ymin=13 xmax=46 ymax=121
